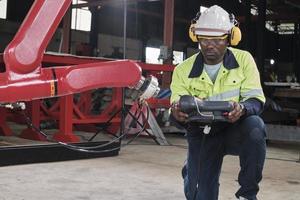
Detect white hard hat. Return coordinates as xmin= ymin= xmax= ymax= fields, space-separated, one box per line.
xmin=194 ymin=5 xmax=234 ymax=36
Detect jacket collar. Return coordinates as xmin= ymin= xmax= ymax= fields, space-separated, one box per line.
xmin=188 ymin=48 xmax=239 ymax=78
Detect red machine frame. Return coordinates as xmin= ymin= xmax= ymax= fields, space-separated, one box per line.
xmin=0 ymin=0 xmax=174 ymax=142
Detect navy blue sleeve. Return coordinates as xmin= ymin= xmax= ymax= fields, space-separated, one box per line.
xmin=241 ymin=98 xmax=264 ymax=116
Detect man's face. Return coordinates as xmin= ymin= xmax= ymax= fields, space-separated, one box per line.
xmin=198 ymin=35 xmax=228 ymax=65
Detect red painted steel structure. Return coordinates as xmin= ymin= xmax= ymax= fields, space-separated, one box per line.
xmin=0 ymin=0 xmax=174 ymax=142
xmin=0 ymin=52 xmax=174 ymax=142
xmin=2 ymin=0 xmax=142 ymax=103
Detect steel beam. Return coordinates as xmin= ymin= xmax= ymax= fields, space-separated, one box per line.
xmin=61 ymin=7 xmax=72 ymax=53
xmin=161 ymin=0 xmax=174 ymax=89
xmin=243 ymin=0 xmax=251 ymax=51
xmin=256 ymin=0 xmax=266 ymax=78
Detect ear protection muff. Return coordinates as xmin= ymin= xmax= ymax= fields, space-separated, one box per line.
xmin=229 ymin=14 xmax=242 ymax=46
xmin=189 ymin=24 xmax=198 ymax=42
xmin=189 ymin=12 xmax=201 ymax=42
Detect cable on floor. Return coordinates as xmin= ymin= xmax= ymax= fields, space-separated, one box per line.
xmin=21 ymin=103 xmax=150 ymax=154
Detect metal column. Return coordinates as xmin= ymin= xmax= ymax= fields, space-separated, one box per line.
xmin=56 ymin=4 xmax=80 ymax=142
xmin=294 ymin=21 xmax=300 ymax=82
xmin=162 ymin=0 xmax=174 ymax=89
xmin=256 ymin=0 xmax=266 ymax=80
xmin=61 ymin=7 xmax=71 ymax=53
xmin=89 ymin=6 xmax=100 ymax=56
xmin=243 ymin=0 xmax=252 ymax=51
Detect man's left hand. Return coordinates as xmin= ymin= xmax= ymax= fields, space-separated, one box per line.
xmin=227 ymin=102 xmax=245 ymax=123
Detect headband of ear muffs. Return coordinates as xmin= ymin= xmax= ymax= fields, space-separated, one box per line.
xmin=189 ymin=12 xmax=242 ymax=46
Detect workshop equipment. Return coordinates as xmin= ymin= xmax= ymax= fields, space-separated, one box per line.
xmin=0 ymin=0 xmax=161 ymax=165
xmin=2 ymin=0 xmax=157 ymax=103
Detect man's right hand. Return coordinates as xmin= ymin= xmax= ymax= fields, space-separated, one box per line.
xmin=171 ymin=102 xmax=189 ymax=123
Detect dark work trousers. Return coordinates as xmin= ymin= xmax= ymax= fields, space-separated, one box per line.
xmin=182 ymin=115 xmax=266 ymax=200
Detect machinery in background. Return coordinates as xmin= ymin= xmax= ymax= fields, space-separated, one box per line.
xmin=1 ymin=0 xmax=159 ymax=104
xmin=0 ymin=0 xmax=164 ymax=166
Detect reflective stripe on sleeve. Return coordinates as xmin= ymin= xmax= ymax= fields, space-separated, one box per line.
xmin=241 ymin=89 xmax=264 ymax=99
xmin=208 ymin=89 xmax=240 ymax=101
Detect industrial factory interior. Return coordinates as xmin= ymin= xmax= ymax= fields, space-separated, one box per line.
xmin=0 ymin=0 xmax=299 ymax=199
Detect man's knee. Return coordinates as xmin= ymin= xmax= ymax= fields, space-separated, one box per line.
xmin=240 ymin=116 xmax=266 ymax=142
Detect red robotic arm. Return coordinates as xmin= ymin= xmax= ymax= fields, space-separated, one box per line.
xmin=0 ymin=60 xmax=142 ymax=102
xmin=1 ymin=0 xmax=155 ymax=103
xmin=4 ymin=0 xmax=72 ymax=76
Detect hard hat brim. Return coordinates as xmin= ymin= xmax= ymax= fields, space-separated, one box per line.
xmin=196 ymin=31 xmax=227 ymax=37
xmin=194 ymin=28 xmax=230 ymax=37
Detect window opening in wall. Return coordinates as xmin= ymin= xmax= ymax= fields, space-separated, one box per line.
xmin=0 ymin=0 xmax=7 ymax=19
xmin=145 ymin=47 xmax=184 ymax=65
xmin=173 ymin=50 xmax=184 ymax=65
xmin=72 ymin=0 xmax=91 ymax=32
xmin=146 ymin=47 xmax=163 ymax=64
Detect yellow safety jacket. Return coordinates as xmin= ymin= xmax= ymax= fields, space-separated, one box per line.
xmin=170 ymin=47 xmax=265 ymax=104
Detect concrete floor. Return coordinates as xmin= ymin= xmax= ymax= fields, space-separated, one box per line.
xmin=0 ymin=134 xmax=299 ymax=200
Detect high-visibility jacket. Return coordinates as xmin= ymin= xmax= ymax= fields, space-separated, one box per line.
xmin=170 ymin=47 xmax=265 ymax=105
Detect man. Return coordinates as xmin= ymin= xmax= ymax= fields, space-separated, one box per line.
xmin=170 ymin=5 xmax=266 ymax=200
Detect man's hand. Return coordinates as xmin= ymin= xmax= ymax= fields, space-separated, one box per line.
xmin=227 ymin=102 xmax=245 ymax=123
xmin=171 ymin=102 xmax=189 ymax=123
